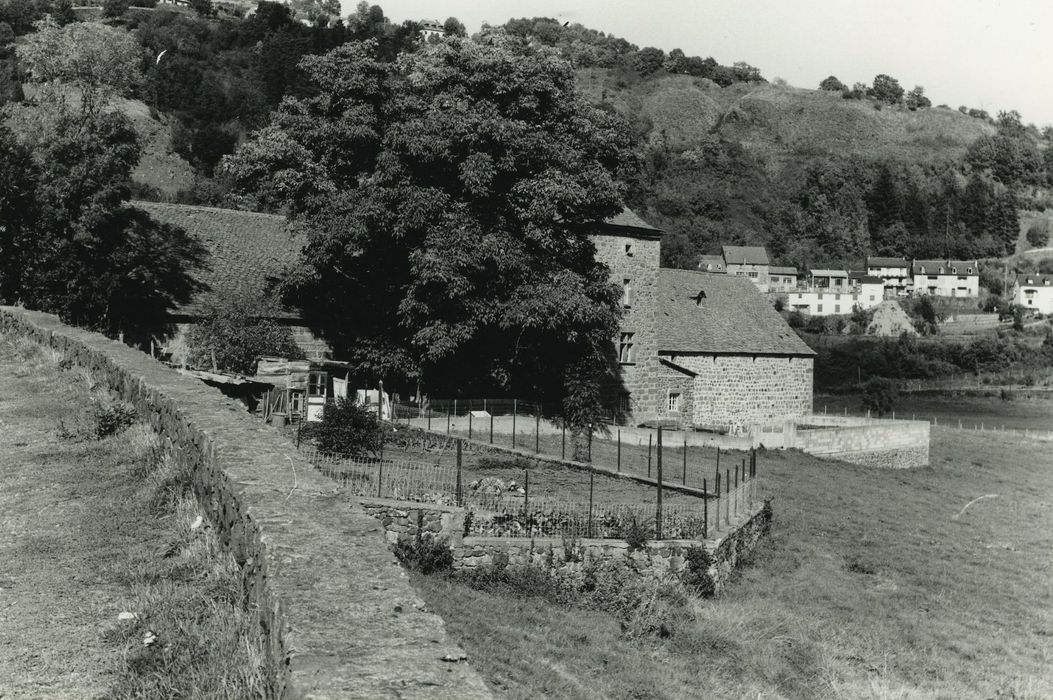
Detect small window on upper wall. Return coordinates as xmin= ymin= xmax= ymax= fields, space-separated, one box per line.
xmin=625 ymin=244 xmax=634 ymax=257
xmin=668 ymin=392 xmax=681 ymax=412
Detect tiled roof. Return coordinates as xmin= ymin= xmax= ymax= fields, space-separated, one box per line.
xmin=133 ymin=201 xmax=305 ymax=318
xmin=722 ymin=245 xmax=769 ymax=266
xmin=809 ymin=268 xmax=848 ymax=277
xmin=768 ymin=266 xmax=797 ymax=275
xmin=1017 ymin=274 xmax=1053 ymax=286
xmin=912 ymin=259 xmax=978 ymax=275
xmin=867 ymin=256 xmax=908 ymax=268
xmin=603 ymin=207 xmax=662 ymax=234
xmin=698 ymin=255 xmax=726 ymax=271
xmin=655 ymin=269 xmax=815 ymax=356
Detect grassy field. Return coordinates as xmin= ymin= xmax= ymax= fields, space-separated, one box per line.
xmin=410 ymin=427 xmax=1053 ymax=698
xmin=816 ymin=391 xmax=1053 ymax=433
xmin=0 ymin=335 xmax=271 ymax=697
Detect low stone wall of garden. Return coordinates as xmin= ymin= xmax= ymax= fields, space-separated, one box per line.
xmin=359 ymin=495 xmax=772 ymax=595
xmin=0 ymin=307 xmax=491 ymax=699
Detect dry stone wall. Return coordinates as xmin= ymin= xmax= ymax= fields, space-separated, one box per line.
xmin=0 ymin=307 xmax=491 ymax=700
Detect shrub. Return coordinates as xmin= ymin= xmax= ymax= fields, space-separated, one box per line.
xmin=860 ymin=377 xmax=898 ymax=417
xmin=94 ymin=400 xmax=138 ymax=438
xmin=475 ymin=455 xmax=534 ymax=471
xmin=315 ymin=398 xmax=381 ymax=458
xmin=392 ymin=531 xmax=453 ymax=575
xmin=1026 ymin=222 xmax=1049 ymax=249
xmin=620 ymin=515 xmax=651 ymax=552
xmin=102 ymin=0 xmax=129 ymax=18
xmin=681 ymin=546 xmax=716 ymax=597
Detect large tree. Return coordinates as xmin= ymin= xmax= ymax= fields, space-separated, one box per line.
xmin=222 ymin=35 xmax=638 ymax=413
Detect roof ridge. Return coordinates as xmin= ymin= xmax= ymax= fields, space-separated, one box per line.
xmin=132 ymin=200 xmax=288 ymax=221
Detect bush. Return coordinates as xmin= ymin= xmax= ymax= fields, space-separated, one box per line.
xmin=475 ymin=455 xmax=534 ymax=471
xmin=681 ymin=546 xmax=716 ymax=597
xmin=619 ymin=515 xmax=651 ymax=552
xmin=860 ymin=377 xmax=898 ymax=417
xmin=102 ymin=0 xmax=129 ymax=18
xmin=94 ymin=400 xmax=138 ymax=438
xmin=392 ymin=530 xmax=453 ymax=575
xmin=1026 ymin=222 xmax=1049 ymax=249
xmin=315 ymin=398 xmax=381 ymax=458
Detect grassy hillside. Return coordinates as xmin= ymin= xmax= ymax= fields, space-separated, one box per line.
xmin=118 ymin=96 xmax=198 ymax=197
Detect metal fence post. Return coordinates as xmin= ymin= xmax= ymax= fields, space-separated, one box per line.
xmin=490 ymin=413 xmax=494 ymax=444
xmin=715 ymin=446 xmax=721 ymax=476
xmin=647 ymin=433 xmax=652 ymax=477
xmin=703 ymin=478 xmax=708 ymax=539
xmin=617 ymin=429 xmax=621 ymax=473
xmin=587 ymin=424 xmax=592 ymax=462
xmin=714 ymin=470 xmax=720 ymax=532
xmin=512 ymin=399 xmax=517 ymax=449
xmin=536 ymin=412 xmax=540 ymax=454
xmin=468 ymin=412 xmax=473 ymax=440
xmin=725 ymin=468 xmax=730 ymax=525
xmin=655 ymin=426 xmax=663 ymax=540
xmin=682 ymin=437 xmax=687 ymax=485
xmin=588 ymin=472 xmax=594 ymax=539
xmin=561 ymin=422 xmax=566 ymax=459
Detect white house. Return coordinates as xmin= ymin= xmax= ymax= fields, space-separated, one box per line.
xmin=807 ymin=268 xmax=850 ymax=290
xmin=912 ymin=260 xmax=980 ymax=298
xmin=1015 ymin=274 xmax=1053 ymax=314
xmin=865 ymin=256 xmax=911 ymax=296
xmin=787 ymin=277 xmax=883 ymax=317
xmin=767 ymin=266 xmax=799 ymax=293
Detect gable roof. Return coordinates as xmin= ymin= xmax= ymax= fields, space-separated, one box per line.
xmin=867 ymin=256 xmax=909 ymax=268
xmin=721 ymin=245 xmax=769 ymax=266
xmin=655 ymin=269 xmax=815 ymax=356
xmin=912 ymin=260 xmax=978 ymax=275
xmin=1017 ymin=274 xmax=1053 ymax=287
xmin=809 ymin=268 xmax=848 ymax=277
xmin=768 ymin=266 xmax=798 ymax=276
xmin=698 ymin=254 xmax=726 ymax=271
xmin=133 ymin=201 xmax=305 ymax=318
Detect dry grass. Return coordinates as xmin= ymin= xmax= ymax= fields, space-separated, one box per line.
xmin=411 ymin=426 xmax=1053 ymax=698
xmin=0 ymin=334 xmax=271 ymax=698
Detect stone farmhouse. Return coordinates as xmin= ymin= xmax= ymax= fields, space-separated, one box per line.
xmin=593 ymin=212 xmax=814 ymax=429
xmin=1015 ymin=273 xmax=1053 ymax=314
xmin=912 ymin=259 xmax=980 ymax=298
xmin=135 ymin=201 xmax=331 ymax=363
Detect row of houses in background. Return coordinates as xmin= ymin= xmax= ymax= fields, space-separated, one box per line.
xmin=700 ymin=246 xmax=981 ymax=317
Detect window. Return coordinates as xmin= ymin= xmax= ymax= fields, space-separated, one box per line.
xmin=748 ymin=271 xmax=758 ymax=278
xmin=835 ymin=304 xmax=841 ymax=313
xmin=967 ymin=267 xmax=973 ymax=273
xmin=668 ymin=392 xmax=681 ymax=412
xmin=618 ymin=393 xmax=631 ymax=415
xmin=919 ymin=266 xmax=925 ymax=273
xmin=928 ymin=276 xmax=938 ymax=281
xmin=817 ymin=304 xmax=823 ymax=313
xmin=869 ymin=295 xmax=875 ymax=301
xmin=618 ymin=332 xmax=635 ymax=363
xmin=308 ymin=372 xmax=326 ymax=397
xmin=951 ymin=267 xmax=957 ymax=273
xmin=623 ymin=278 xmax=632 ymax=307
xmin=625 ymin=243 xmax=634 ymax=257
xmin=957 ymin=276 xmax=967 ymax=281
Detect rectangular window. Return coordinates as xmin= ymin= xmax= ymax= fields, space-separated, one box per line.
xmin=817 ymin=304 xmax=823 ymax=313
xmin=308 ymin=372 xmax=326 ymax=397
xmin=618 ymin=332 xmax=635 ymax=363
xmin=618 ymin=393 xmax=631 ymax=414
xmin=625 ymin=243 xmax=634 ymax=257
xmin=958 ymin=276 xmax=967 ymax=281
xmin=668 ymin=392 xmax=681 ymax=412
xmin=748 ymin=271 xmax=758 ymax=278
xmin=623 ymin=278 xmax=632 ymax=307
xmin=835 ymin=304 xmax=840 ymax=313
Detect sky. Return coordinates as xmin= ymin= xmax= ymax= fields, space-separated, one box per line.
xmin=347 ymin=0 xmax=1053 ymax=127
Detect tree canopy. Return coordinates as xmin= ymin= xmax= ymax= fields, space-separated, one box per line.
xmin=223 ymin=35 xmax=638 ymax=409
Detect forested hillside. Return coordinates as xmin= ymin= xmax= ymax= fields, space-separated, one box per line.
xmin=3 ymin=3 xmax=1050 ymax=272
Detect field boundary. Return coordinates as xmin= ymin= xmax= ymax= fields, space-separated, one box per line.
xmin=0 ymin=307 xmax=491 ymax=699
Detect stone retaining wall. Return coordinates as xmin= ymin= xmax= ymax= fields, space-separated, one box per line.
xmin=789 ymin=418 xmax=930 ymax=468
xmin=0 ymin=307 xmax=491 ymax=699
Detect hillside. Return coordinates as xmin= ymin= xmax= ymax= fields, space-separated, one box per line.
xmin=579 ymin=71 xmax=995 ymax=166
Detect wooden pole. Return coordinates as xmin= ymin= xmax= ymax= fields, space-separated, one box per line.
xmin=536 ymin=412 xmax=540 ymax=454
xmin=468 ymin=412 xmax=473 ymax=440
xmin=447 ymin=403 xmax=451 ymax=435
xmin=378 ymin=380 xmax=384 ymax=422
xmin=377 ymin=456 xmax=384 ymax=498
xmin=489 ymin=413 xmax=494 ymax=444
xmin=512 ymin=399 xmax=517 ymax=449
xmin=524 ymin=469 xmax=530 ymax=511
xmin=714 ymin=471 xmax=720 ymax=532
xmin=587 ymin=424 xmax=592 ymax=462
xmin=561 ymin=422 xmax=566 ymax=459
xmin=656 ymin=426 xmax=663 ymax=540
xmin=455 ymin=440 xmax=462 ymax=506
xmin=716 ymin=446 xmax=721 ymax=476
xmin=725 ymin=468 xmax=730 ymax=525
xmin=617 ymin=429 xmax=621 ymax=473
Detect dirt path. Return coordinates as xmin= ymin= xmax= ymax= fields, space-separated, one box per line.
xmin=0 ymin=341 xmax=158 ymax=698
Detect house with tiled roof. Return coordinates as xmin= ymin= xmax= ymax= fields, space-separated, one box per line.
xmin=697 ymin=254 xmax=726 ymax=273
xmin=593 ymin=214 xmax=814 ymax=429
xmin=721 ymin=245 xmax=771 ymax=293
xmin=866 ymin=256 xmax=911 ymax=296
xmin=767 ymin=265 xmax=798 ymax=293
xmin=133 ymin=201 xmax=330 ymax=363
xmin=1015 ymin=273 xmax=1053 ymax=314
xmin=911 ymin=259 xmax=979 ymax=298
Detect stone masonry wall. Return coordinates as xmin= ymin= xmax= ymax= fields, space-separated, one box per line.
xmin=668 ymin=354 xmax=812 ymax=428
xmin=590 ymin=231 xmax=662 ymax=424
xmin=790 ymin=418 xmax=930 ymax=468
xmin=0 ymin=307 xmax=491 ymax=699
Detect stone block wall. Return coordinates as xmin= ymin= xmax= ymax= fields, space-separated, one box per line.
xmin=0 ymin=307 xmax=490 ymax=699
xmin=590 ymin=231 xmax=661 ymax=423
xmin=667 ymin=354 xmax=812 ymax=428
xmin=790 ymin=418 xmax=930 ymax=468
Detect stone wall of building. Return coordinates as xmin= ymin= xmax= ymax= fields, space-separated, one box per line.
xmin=590 ymin=231 xmax=662 ymax=423
xmin=652 ymin=361 xmax=695 ymax=427
xmin=667 ymin=354 xmax=813 ymax=428
xmin=0 ymin=307 xmax=490 ymax=699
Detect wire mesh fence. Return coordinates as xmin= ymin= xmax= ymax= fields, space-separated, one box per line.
xmin=299 ymin=440 xmax=763 ymax=541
